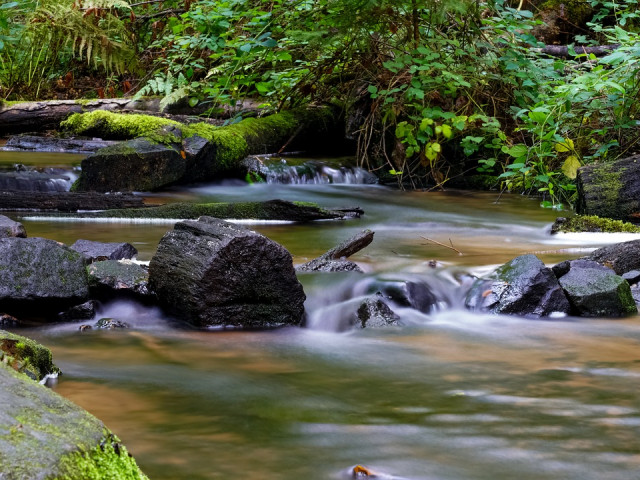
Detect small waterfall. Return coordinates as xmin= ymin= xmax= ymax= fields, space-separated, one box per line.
xmin=304 ymin=271 xmax=472 ymax=332
xmin=0 ymin=167 xmax=77 ymax=192
xmin=261 ymin=159 xmax=378 ymax=185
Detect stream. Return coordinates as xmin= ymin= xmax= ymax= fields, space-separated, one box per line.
xmin=3 ymin=152 xmax=640 ymax=480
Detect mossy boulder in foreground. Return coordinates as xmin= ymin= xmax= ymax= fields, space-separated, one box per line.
xmin=0 ymin=362 xmax=147 ymax=479
xmin=149 ymin=217 xmax=305 ymax=328
xmin=0 ymin=331 xmax=147 ymax=479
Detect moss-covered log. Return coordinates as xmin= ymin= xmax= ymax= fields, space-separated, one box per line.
xmin=0 ymin=97 xmax=261 ymax=134
xmin=63 ymin=107 xmax=346 ymax=192
xmin=576 ymin=155 xmax=640 ymax=221
xmin=31 ymin=199 xmax=363 ymax=222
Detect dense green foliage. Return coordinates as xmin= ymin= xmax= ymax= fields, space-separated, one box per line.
xmin=1 ymin=0 xmax=640 ymax=206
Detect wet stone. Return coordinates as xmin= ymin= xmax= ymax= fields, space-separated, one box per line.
xmin=355 ymin=296 xmax=400 ymax=328
xmin=622 ymin=270 xmax=640 ymax=285
xmin=58 ymin=300 xmax=99 ymax=322
xmin=94 ymin=318 xmax=130 ymax=329
xmin=71 ymin=239 xmax=138 ymax=263
xmin=0 ymin=215 xmax=27 ymax=238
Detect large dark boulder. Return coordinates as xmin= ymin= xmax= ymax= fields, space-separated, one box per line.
xmin=0 ymin=237 xmax=89 ymax=319
xmin=576 ymin=155 xmax=640 ymax=221
xmin=586 ymin=239 xmax=640 ymax=275
xmin=149 ymin=217 xmax=305 ymax=328
xmin=0 ymin=215 xmax=26 ymax=238
xmin=87 ymin=260 xmax=150 ymax=300
xmin=554 ymin=259 xmax=637 ymax=317
xmin=70 ymin=239 xmax=138 ymax=263
xmin=73 ymin=137 xmax=186 ymax=192
xmin=465 ymin=254 xmax=571 ymax=317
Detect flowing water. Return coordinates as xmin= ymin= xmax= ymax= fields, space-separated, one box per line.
xmin=5 ymin=152 xmax=640 ymax=479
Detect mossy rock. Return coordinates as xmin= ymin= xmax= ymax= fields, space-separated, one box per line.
xmin=0 ymin=362 xmax=147 ymax=479
xmin=551 ymin=215 xmax=640 ymax=234
xmin=0 ymin=330 xmax=59 ymax=381
xmin=576 ymin=155 xmax=640 ymax=221
xmin=65 ymin=107 xmax=342 ymax=192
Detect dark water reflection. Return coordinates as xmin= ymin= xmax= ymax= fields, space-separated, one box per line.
xmin=6 ymin=154 xmax=640 ymax=479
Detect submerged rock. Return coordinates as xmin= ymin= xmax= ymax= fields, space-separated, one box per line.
xmin=71 ymin=239 xmax=138 ymax=262
xmin=465 ymin=254 xmax=571 ymax=317
xmin=554 ymin=259 xmax=637 ymax=317
xmin=149 ymin=216 xmax=306 ymax=328
xmin=355 ymin=296 xmax=400 ymax=328
xmin=0 ymin=215 xmax=26 ymax=238
xmin=87 ymin=260 xmax=150 ymax=299
xmin=586 ymin=239 xmax=640 ymax=275
xmin=0 ymin=237 xmax=89 ymax=319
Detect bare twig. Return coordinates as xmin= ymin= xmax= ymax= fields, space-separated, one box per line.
xmin=420 ymin=235 xmax=463 ymax=255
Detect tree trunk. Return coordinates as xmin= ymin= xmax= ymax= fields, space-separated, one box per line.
xmin=0 ymin=98 xmax=262 ymax=135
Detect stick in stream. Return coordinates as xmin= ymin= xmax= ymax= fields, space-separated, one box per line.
xmin=420 ymin=235 xmax=463 ymax=255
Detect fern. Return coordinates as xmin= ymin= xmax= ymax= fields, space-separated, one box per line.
xmin=31 ymin=0 xmax=135 ymax=74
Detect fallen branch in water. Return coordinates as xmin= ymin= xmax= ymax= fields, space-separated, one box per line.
xmin=420 ymin=235 xmax=463 ymax=255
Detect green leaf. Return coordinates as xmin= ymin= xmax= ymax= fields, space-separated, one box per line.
xmin=561 ymin=155 xmax=581 ymax=179
xmin=441 ymin=124 xmax=452 ymax=139
xmin=507 ymin=144 xmax=528 ymax=158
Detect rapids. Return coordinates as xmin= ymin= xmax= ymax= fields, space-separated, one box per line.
xmin=4 ymin=151 xmax=640 ymax=480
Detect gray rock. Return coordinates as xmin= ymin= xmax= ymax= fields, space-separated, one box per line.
xmin=74 ymin=137 xmax=186 ymax=192
xmin=465 ymin=254 xmax=571 ymax=317
xmin=587 ymin=239 xmax=640 ymax=275
xmin=556 ymin=259 xmax=637 ymax=317
xmin=297 ymin=230 xmax=374 ymax=273
xmin=149 ymin=217 xmax=306 ymax=328
xmin=87 ymin=260 xmax=150 ymax=299
xmin=94 ymin=318 xmax=130 ymax=329
xmin=71 ymin=239 xmax=138 ymax=262
xmin=0 ymin=359 xmax=146 ymax=479
xmin=0 ymin=215 xmax=26 ymax=238
xmin=355 ymin=297 xmax=400 ymax=328
xmin=298 ymin=258 xmax=363 ymax=273
xmin=57 ymin=300 xmax=99 ymax=322
xmin=0 ymin=237 xmax=89 ymax=319
xmin=622 ymin=270 xmax=640 ymax=285
xmin=3 ymin=134 xmax=119 ymax=154
xmin=0 ymin=313 xmax=19 ymax=327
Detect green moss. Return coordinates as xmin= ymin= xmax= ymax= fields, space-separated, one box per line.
xmin=552 ymin=215 xmax=640 ymax=234
xmin=0 ymin=330 xmax=60 ymax=381
xmin=61 ymin=111 xmax=183 ymax=141
xmin=55 ymin=433 xmax=148 ymax=480
xmin=582 ymin=163 xmax=624 ymax=218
